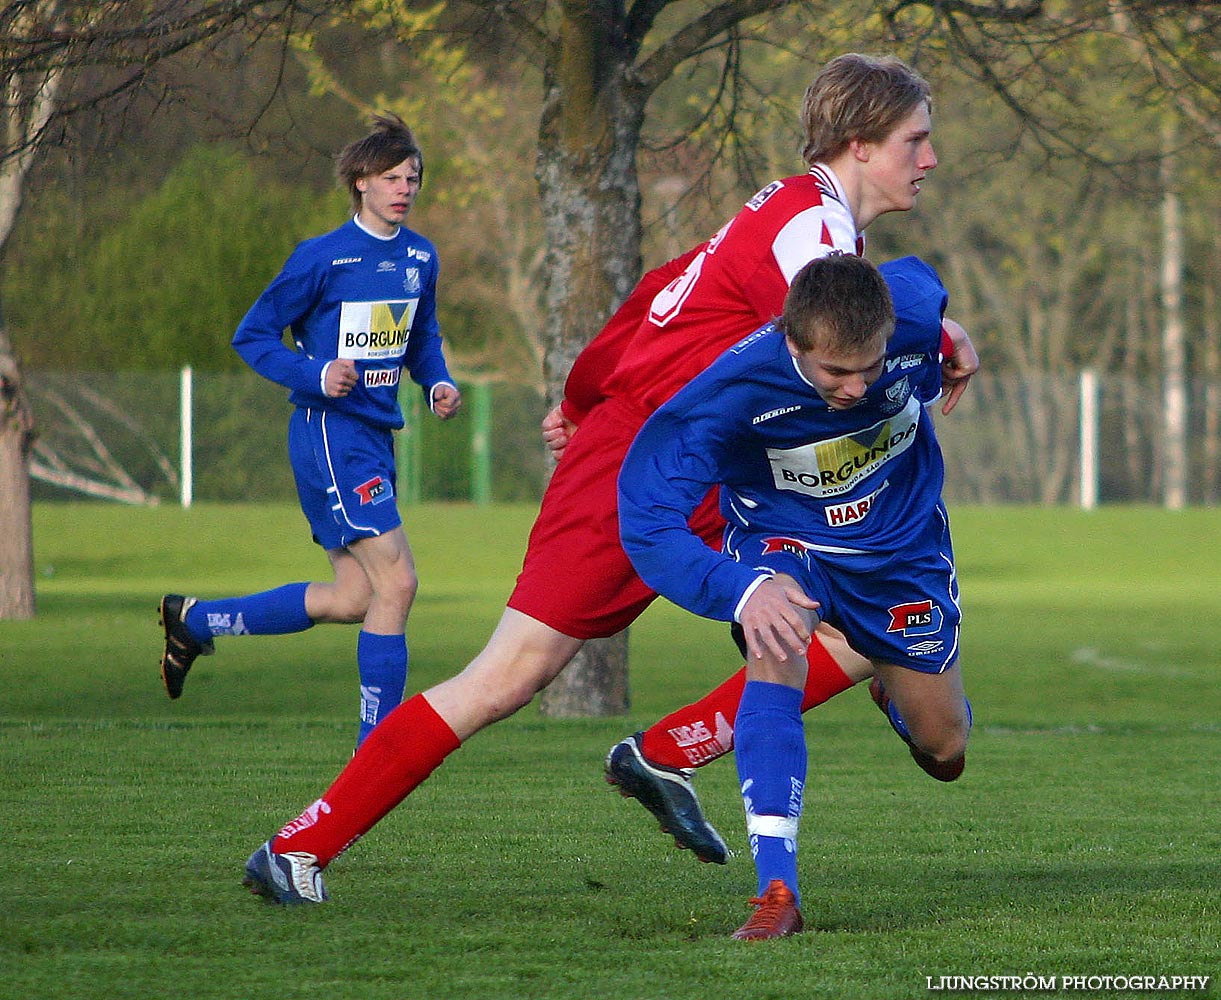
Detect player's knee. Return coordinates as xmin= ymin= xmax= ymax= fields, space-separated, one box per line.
xmin=398 ymin=569 xmax=419 ymax=606
xmin=373 ymin=567 xmax=418 ymax=616
xmin=936 ymin=727 xmax=970 ymax=764
xmin=330 ymin=594 xmax=370 ymax=623
xmin=912 ymin=722 xmax=969 ymax=764
xmin=313 ymin=583 xmax=370 ymax=624
xmin=465 ymin=673 xmax=545 ymax=729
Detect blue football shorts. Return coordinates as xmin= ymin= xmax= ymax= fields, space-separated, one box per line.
xmin=724 ymin=504 xmax=960 ymax=674
xmin=288 ymin=407 xmax=401 ymax=551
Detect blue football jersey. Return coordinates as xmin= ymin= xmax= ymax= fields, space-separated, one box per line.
xmin=618 ymin=256 xmax=949 ymax=623
xmin=232 ymin=218 xmax=454 ymax=429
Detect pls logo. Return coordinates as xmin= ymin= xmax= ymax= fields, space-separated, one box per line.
xmin=354 ymin=476 xmax=393 ymax=505
xmin=887 ymin=599 xmax=943 ymax=636
xmin=761 ymin=536 xmax=813 ymax=557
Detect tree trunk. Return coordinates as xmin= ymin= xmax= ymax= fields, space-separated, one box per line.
xmin=533 ymin=7 xmax=645 ymax=717
xmin=0 ymin=327 xmax=36 ymax=619
xmin=1160 ymin=118 xmax=1187 ymax=509
xmin=538 ymin=632 xmax=631 ymax=718
xmin=1202 ymin=203 xmax=1220 ymax=504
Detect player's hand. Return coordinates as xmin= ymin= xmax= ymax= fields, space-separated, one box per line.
xmin=325 ymin=359 xmax=358 ymax=398
xmin=541 ymin=405 xmax=578 ymax=461
xmin=737 ymin=575 xmax=820 ymax=664
xmin=940 ymin=317 xmax=978 ymax=416
xmin=432 ymin=383 xmax=462 ymax=420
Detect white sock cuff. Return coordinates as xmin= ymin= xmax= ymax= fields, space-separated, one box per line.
xmin=745 ymin=812 xmax=800 ymax=841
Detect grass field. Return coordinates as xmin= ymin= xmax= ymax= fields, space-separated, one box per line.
xmin=1 ymin=502 xmax=1217 ymax=1000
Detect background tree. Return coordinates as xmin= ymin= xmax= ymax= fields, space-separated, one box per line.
xmin=3 ymin=0 xmax=1218 ymax=705
xmin=337 ymin=0 xmax=1219 ymax=713
xmin=0 ymin=0 xmax=331 ymax=618
xmin=298 ymin=1 xmax=861 ymax=716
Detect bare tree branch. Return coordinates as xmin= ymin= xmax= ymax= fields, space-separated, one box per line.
xmin=633 ymin=0 xmax=792 ymax=95
xmin=0 ymin=0 xmax=326 ymax=165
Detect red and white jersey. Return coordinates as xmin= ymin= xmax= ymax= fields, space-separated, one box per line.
xmin=602 ymin=165 xmax=863 ymax=414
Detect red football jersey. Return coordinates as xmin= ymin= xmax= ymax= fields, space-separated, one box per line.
xmin=603 ymin=166 xmax=864 ymax=414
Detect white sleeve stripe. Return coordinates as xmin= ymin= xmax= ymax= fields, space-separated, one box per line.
xmin=733 ymin=572 xmax=775 ymax=623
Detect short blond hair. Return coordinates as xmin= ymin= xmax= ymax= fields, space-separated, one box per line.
xmin=800 ymin=54 xmax=931 ymax=166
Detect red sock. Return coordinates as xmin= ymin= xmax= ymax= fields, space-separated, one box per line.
xmin=271 ymin=693 xmax=460 ymax=866
xmin=639 ymin=636 xmax=854 ymax=769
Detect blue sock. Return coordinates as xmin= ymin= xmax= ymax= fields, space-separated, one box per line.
xmin=356 ymin=630 xmax=407 ymax=747
xmin=735 ymin=680 xmax=806 ymax=903
xmin=885 ymin=699 xmax=913 ymax=744
xmin=184 ymin=582 xmax=313 ymax=643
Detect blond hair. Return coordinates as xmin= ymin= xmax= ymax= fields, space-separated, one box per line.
xmin=800 ymin=54 xmax=931 ymax=166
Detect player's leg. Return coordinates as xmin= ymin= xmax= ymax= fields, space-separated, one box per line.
xmin=603 ymin=497 xmax=869 ymax=862
xmin=522 ymin=406 xmax=739 ymax=862
xmin=857 ymin=504 xmax=969 ymax=780
xmin=159 ymin=407 xmax=372 ymax=700
xmin=728 ymin=570 xmax=813 ymax=940
xmin=244 ymin=608 xmax=583 ymax=904
xmin=632 ymin=622 xmax=869 ymax=770
xmin=159 ymin=548 xmax=370 ymax=701
xmin=603 ymin=626 xmax=867 ymax=864
xmin=243 ymin=397 xmax=672 ymax=901
xmin=869 ymin=659 xmax=971 ymax=781
xmin=344 ymin=527 xmax=418 ymax=747
xmin=290 ymin=408 xmax=416 ymax=746
xmin=307 ymin=547 xmax=373 ymax=623
xmin=600 ymin=505 xmax=859 ymax=864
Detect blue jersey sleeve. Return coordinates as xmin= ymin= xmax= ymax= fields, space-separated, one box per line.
xmin=231 ymin=243 xmax=329 ymax=399
xmin=619 ymin=403 xmax=766 ymax=623
xmin=398 ymin=261 xmax=454 ymax=403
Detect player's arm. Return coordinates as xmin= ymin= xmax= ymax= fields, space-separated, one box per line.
xmin=545 ymin=245 xmax=709 ymax=461
xmin=770 ymin=203 xmax=860 ymax=286
xmin=938 ymin=317 xmax=978 ymax=415
xmin=231 ymin=254 xmax=329 ymax=398
xmin=400 ymin=260 xmax=460 ymax=416
xmin=542 ymin=256 xmax=679 ymax=461
xmin=618 ymin=405 xmax=764 ymax=623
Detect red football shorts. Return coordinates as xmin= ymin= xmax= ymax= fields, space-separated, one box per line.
xmin=507 ymin=397 xmax=723 ymax=639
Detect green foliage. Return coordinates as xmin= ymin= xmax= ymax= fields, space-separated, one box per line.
xmin=7 ymin=145 xmax=344 ymax=372
xmin=84 ymin=146 xmax=341 ymax=371
xmin=0 ymin=502 xmax=1217 ymax=998
xmin=291 ymin=6 xmax=548 ymax=382
xmin=7 ymin=5 xmax=1218 ymax=389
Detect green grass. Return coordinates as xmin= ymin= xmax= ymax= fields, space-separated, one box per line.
xmin=1 ymin=502 xmax=1217 ymax=1000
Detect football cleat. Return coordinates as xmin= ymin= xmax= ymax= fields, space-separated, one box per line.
xmin=159 ymin=594 xmax=213 ymax=699
xmin=242 ymin=841 xmax=329 ymax=905
xmin=869 ymin=675 xmax=965 ymax=782
xmin=604 ymin=732 xmax=728 ymax=864
xmin=731 ymin=880 xmax=804 ymax=940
